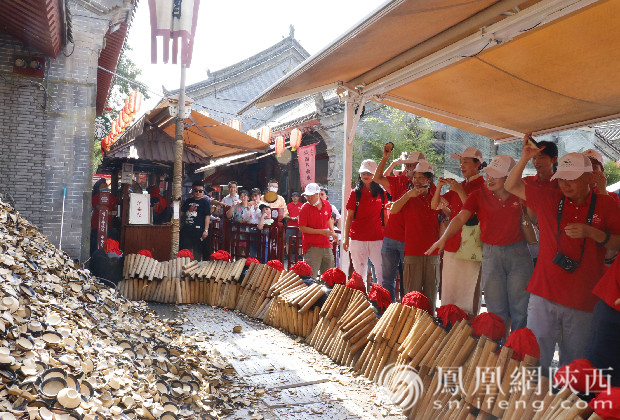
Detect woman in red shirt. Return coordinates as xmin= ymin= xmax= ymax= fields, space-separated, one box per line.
xmin=343 ymin=160 xmax=386 ymax=292
xmin=430 ymin=147 xmax=486 ymax=315
xmin=427 ymin=155 xmax=534 ymax=331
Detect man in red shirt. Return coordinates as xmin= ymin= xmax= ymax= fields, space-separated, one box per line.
xmin=286 ymin=192 xmax=303 ymax=254
xmin=506 ymin=142 xmax=620 ymax=371
xmin=374 ymin=143 xmax=426 ymax=301
xmin=298 ymin=183 xmax=338 ymax=279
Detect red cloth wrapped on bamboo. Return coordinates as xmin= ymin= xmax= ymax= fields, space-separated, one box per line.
xmin=211 ymin=250 xmax=232 ymax=261
xmin=266 ymin=260 xmax=285 ymax=272
xmin=245 ymin=257 xmax=260 ymax=266
xmin=554 ymin=359 xmax=610 ymax=394
xmin=589 ymin=387 xmax=620 ymax=418
xmin=177 ymin=249 xmax=194 ymax=260
xmin=345 ymin=272 xmax=367 ymax=296
xmin=472 ymin=312 xmax=505 ymax=341
xmin=368 ymin=283 xmax=391 ymax=311
xmin=436 ymin=304 xmax=469 ymax=327
xmin=321 ymin=267 xmax=346 ymax=287
xmin=290 ymin=261 xmax=312 ymax=277
xmin=402 ymin=291 xmax=432 ymax=315
xmin=504 ymin=328 xmax=540 ymax=361
xmin=104 ymin=239 xmax=122 ymax=255
xmin=137 ymin=249 xmax=153 ymax=258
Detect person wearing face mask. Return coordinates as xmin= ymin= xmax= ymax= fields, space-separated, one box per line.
xmin=506 ymin=140 xmax=620 ymax=373
xmin=298 ymin=183 xmax=338 ymax=278
xmin=430 ymin=147 xmax=486 ymax=316
xmin=342 ymin=160 xmax=386 ymax=293
xmin=261 ymin=179 xmax=289 ymax=218
xmin=427 ymin=156 xmax=534 ymax=333
xmin=390 ymin=160 xmax=440 ymax=310
xmin=374 ymin=144 xmax=426 ymax=301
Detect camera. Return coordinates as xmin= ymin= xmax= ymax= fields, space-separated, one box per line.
xmin=552 ymin=252 xmax=580 ymax=273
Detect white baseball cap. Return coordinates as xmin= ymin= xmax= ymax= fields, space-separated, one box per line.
xmin=414 ymin=160 xmax=434 ymax=175
xmin=551 ymin=153 xmax=593 ymax=181
xmin=451 ymin=147 xmax=484 ymax=162
xmin=358 ymin=159 xmax=378 ymax=175
xmin=582 ymin=149 xmax=604 ymax=168
xmin=483 ymin=155 xmax=516 ymax=178
xmin=302 ymin=183 xmax=321 ymax=196
xmin=399 ymin=151 xmax=426 ymax=164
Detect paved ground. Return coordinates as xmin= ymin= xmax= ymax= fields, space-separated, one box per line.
xmin=150 ymin=304 xmax=406 ymax=420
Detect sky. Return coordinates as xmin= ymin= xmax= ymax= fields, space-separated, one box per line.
xmin=126 ymin=0 xmax=385 ymax=110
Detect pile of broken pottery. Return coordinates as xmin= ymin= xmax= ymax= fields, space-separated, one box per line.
xmin=0 ymin=199 xmax=255 ymax=419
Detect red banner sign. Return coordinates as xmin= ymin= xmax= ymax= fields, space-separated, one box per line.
xmin=297 ymin=143 xmax=317 ymax=190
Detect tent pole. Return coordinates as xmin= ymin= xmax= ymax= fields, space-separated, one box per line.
xmin=171 ymin=63 xmax=187 ymax=258
xmin=340 ymin=96 xmax=355 ymax=270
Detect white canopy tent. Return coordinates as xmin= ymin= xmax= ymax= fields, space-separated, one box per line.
xmin=238 ymin=0 xmax=620 ymax=264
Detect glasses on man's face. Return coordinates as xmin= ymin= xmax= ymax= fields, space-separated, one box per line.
xmin=193 ymin=189 xmax=204 ymax=193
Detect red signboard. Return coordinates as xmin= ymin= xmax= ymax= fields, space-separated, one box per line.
xmin=297 ymin=143 xmax=317 ymax=190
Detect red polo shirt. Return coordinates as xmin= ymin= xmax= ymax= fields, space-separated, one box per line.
xmin=593 ymin=186 xmax=620 ymax=207
xmin=383 ymin=175 xmax=412 ymax=242
xmin=286 ymin=202 xmax=303 ymax=227
xmin=463 ymin=186 xmax=524 ymax=246
xmin=525 ymin=185 xmax=620 ymax=312
xmin=298 ymin=198 xmax=332 ymax=253
xmin=402 ymin=192 xmax=440 ymax=256
xmin=593 ymin=258 xmax=620 ymax=311
xmin=345 ymin=188 xmax=384 ymax=241
xmin=523 ymin=174 xmax=558 ymax=189
xmin=442 ymin=175 xmax=485 ymax=252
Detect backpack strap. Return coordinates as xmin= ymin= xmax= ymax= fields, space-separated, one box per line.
xmin=379 ymin=189 xmax=386 ymax=226
xmin=353 ymin=189 xmax=362 ymax=219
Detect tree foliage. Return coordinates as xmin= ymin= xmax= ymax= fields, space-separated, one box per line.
xmin=93 ymin=46 xmax=151 ymax=170
xmin=352 ymin=107 xmax=441 ymax=185
xmin=604 ymin=159 xmax=620 ymax=187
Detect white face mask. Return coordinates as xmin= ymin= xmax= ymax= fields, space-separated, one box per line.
xmin=269 ymin=186 xmax=278 ymax=192
xmin=312 ymin=197 xmax=321 ymax=206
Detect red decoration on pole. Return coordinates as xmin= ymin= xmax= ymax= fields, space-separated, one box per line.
xmin=275 ymin=135 xmax=285 ymax=156
xmin=149 ymin=0 xmax=201 ymax=66
xmin=290 ymin=128 xmax=302 ymax=151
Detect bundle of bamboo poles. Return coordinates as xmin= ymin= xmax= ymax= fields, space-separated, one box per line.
xmin=263 ymin=278 xmax=324 ymax=337
xmin=306 ymin=285 xmax=364 ymax=366
xmin=180 ymin=258 xmax=246 ymax=307
xmin=235 ymin=264 xmax=284 ymax=319
xmin=118 ymin=255 xmax=191 ymax=302
xmin=354 ymin=303 xmax=420 ymax=382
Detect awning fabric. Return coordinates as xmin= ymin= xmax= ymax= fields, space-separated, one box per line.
xmin=147 ymin=104 xmax=269 ymax=158
xmin=242 ymin=0 xmax=620 ymax=141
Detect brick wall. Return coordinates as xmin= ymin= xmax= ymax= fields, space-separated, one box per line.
xmin=0 ymin=2 xmax=111 ymax=261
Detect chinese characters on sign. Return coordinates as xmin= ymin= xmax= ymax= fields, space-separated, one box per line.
xmin=297 ymin=143 xmax=317 ymax=190
xmin=129 ymin=193 xmax=150 ymax=224
xmin=97 ymin=209 xmax=109 ymax=250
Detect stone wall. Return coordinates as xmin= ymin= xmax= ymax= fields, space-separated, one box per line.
xmin=0 ymin=2 xmax=114 ymax=261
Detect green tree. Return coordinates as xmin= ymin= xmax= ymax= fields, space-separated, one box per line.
xmin=352 ymin=107 xmax=441 ymax=185
xmin=604 ymin=160 xmax=620 ymax=186
xmin=93 ymin=46 xmax=150 ymax=169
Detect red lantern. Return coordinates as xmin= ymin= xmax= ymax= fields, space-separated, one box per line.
xmin=290 ymin=128 xmax=302 ymax=151
xmin=275 ymin=136 xmax=285 ymax=156
xmin=122 ymin=110 xmax=131 ymax=125
xmin=260 ymin=126 xmax=272 ymax=144
xmin=123 ymin=95 xmax=131 ymax=115
xmin=134 ymin=91 xmax=143 ymax=114
xmin=110 ymin=121 xmax=118 ymax=136
xmin=229 ymin=119 xmax=241 ymax=131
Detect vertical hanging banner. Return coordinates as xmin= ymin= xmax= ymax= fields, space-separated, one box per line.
xmin=149 ymin=0 xmax=201 ymax=66
xmin=297 ymin=143 xmax=317 ymax=190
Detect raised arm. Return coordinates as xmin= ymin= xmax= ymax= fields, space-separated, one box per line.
xmin=506 ymin=134 xmax=541 ymax=200
xmin=390 ymin=189 xmax=415 ymax=214
xmin=425 ymin=209 xmax=473 ymax=254
xmin=431 ymin=178 xmax=448 ymax=210
xmin=373 ymin=142 xmax=395 ymax=192
xmin=342 ymin=209 xmax=354 ymax=252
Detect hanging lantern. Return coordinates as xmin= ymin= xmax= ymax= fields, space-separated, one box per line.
xmin=290 ymin=128 xmax=302 ymax=151
xmin=110 ymin=121 xmax=118 ymax=136
xmin=275 ymin=136 xmax=285 ymax=156
xmin=122 ymin=110 xmax=132 ymax=125
xmin=247 ymin=129 xmax=259 ymax=139
xmin=229 ymin=119 xmax=241 ymax=131
xmin=123 ymin=95 xmax=131 ymax=115
xmin=134 ymin=91 xmax=143 ymax=114
xmin=260 ymin=126 xmax=272 ymax=144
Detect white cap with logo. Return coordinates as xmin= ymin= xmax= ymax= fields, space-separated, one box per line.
xmin=414 ymin=160 xmax=434 ymax=175
xmin=482 ymin=155 xmax=516 ymax=178
xmin=399 ymin=151 xmax=426 ymax=164
xmin=302 ymin=183 xmax=321 ymax=196
xmin=358 ymin=159 xmax=378 ymax=175
xmin=582 ymin=149 xmax=604 ymax=167
xmin=550 ymin=153 xmax=593 ymax=181
xmin=451 ymin=147 xmax=484 ymax=162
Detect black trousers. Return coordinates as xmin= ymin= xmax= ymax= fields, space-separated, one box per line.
xmin=180 ymin=228 xmax=206 ymax=261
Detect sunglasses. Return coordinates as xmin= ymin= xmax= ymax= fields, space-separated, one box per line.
xmin=193 ymin=189 xmax=204 ymax=193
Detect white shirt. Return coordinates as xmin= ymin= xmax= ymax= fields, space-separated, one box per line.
xmin=221 ymin=194 xmax=240 ymax=207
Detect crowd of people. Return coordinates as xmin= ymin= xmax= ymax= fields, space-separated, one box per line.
xmin=293 ymin=136 xmax=620 ymax=383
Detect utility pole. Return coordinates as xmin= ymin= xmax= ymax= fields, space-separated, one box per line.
xmin=171 ymin=63 xmax=186 ymax=258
